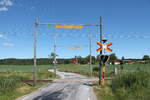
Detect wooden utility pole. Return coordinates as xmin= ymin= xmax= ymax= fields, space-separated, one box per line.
xmin=53 ymin=35 xmax=57 ymax=77
xmin=99 ymin=16 xmax=103 ymax=85
xmin=33 ymin=18 xmax=39 ymax=86
xmin=89 ymin=33 xmax=93 ymax=76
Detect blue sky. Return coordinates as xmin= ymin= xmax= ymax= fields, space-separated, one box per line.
xmin=0 ymin=0 xmax=150 ymax=59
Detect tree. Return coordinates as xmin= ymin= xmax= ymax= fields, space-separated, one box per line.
xmin=142 ymin=55 xmax=150 ymax=60
xmin=120 ymin=56 xmax=125 ymax=70
xmin=109 ymin=53 xmax=117 ymax=61
xmin=64 ymin=59 xmax=71 ymax=64
xmin=50 ymin=52 xmax=58 ymax=58
xmin=85 ymin=55 xmax=96 ymax=64
xmin=120 ymin=56 xmax=125 ymax=65
xmin=77 ymin=56 xmax=82 ymax=64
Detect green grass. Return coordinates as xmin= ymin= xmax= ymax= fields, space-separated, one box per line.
xmin=107 ymin=64 xmax=150 ymax=71
xmin=94 ymin=70 xmax=150 ymax=100
xmin=58 ymin=64 xmax=98 ymax=77
xmin=0 ymin=70 xmax=56 ymax=100
xmin=94 ymin=85 xmax=116 ymax=100
xmin=0 ymin=65 xmax=57 ymax=100
xmin=0 ymin=65 xmax=53 ymax=72
xmin=111 ymin=71 xmax=150 ymax=100
xmin=0 ymin=81 xmax=47 ymax=100
xmin=58 ymin=64 xmax=90 ymax=72
xmin=58 ymin=64 xmax=150 ymax=71
xmin=0 ymin=64 xmax=149 ymax=73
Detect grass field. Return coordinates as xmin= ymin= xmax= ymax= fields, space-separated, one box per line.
xmin=58 ymin=64 xmax=150 ymax=71
xmin=0 ymin=65 xmax=56 ymax=100
xmin=0 ymin=64 xmax=149 ymax=79
xmin=0 ymin=65 xmax=53 ymax=72
xmin=107 ymin=64 xmax=150 ymax=71
xmin=0 ymin=64 xmax=150 ymax=72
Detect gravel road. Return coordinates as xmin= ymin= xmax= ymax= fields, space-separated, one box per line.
xmin=16 ymin=70 xmax=97 ymax=100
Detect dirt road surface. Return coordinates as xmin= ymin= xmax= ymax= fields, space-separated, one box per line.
xmin=16 ymin=70 xmax=97 ymax=100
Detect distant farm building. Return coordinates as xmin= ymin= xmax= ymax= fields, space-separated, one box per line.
xmin=110 ymin=60 xmax=135 ymax=65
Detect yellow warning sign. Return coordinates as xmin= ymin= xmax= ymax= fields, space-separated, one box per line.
xmin=55 ymin=25 xmax=84 ymax=29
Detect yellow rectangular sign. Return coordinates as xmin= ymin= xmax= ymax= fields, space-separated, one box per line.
xmin=55 ymin=24 xmax=84 ymax=29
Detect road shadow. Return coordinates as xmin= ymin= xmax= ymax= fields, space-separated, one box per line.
xmin=32 ymin=89 xmax=65 ymax=100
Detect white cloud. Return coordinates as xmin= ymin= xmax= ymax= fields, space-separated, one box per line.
xmin=0 ymin=34 xmax=7 ymax=39
xmin=0 ymin=0 xmax=13 ymax=11
xmin=0 ymin=0 xmax=13 ymax=6
xmin=2 ymin=42 xmax=14 ymax=47
xmin=69 ymin=46 xmax=82 ymax=50
xmin=0 ymin=34 xmax=4 ymax=38
xmin=0 ymin=6 xmax=8 ymax=11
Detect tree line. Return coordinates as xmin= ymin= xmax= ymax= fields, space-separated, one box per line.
xmin=0 ymin=54 xmax=117 ymax=65
xmin=0 ymin=53 xmax=149 ymax=65
xmin=0 ymin=57 xmax=98 ymax=65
